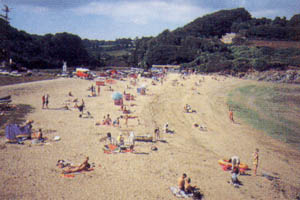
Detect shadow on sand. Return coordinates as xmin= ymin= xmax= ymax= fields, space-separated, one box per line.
xmin=0 ymin=104 xmax=35 ymax=136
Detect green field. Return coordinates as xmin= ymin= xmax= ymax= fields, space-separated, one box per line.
xmin=227 ymin=83 xmax=300 ymax=150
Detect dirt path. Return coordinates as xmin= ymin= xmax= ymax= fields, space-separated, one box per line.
xmin=0 ymin=75 xmax=299 ymax=199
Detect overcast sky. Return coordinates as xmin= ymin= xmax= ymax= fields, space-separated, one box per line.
xmin=1 ymin=0 xmax=299 ymax=40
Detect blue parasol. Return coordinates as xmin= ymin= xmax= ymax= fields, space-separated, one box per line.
xmin=112 ymin=92 xmax=123 ymax=100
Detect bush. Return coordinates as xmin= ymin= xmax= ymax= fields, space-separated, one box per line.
xmin=252 ymin=58 xmax=268 ymax=71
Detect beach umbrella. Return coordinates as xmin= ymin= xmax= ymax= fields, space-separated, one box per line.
xmin=112 ymin=92 xmax=123 ymax=100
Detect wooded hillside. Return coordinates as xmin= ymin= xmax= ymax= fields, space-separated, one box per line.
xmin=1 ymin=8 xmax=300 ymax=72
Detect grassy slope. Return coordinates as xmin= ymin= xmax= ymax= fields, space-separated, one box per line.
xmin=227 ymin=83 xmax=300 ymax=150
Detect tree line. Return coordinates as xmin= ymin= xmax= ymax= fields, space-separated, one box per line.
xmin=1 ymin=8 xmax=300 ymax=72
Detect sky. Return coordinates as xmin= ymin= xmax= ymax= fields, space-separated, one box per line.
xmin=1 ymin=0 xmax=299 ymax=40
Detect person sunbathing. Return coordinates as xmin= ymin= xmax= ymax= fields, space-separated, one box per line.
xmin=62 ymin=157 xmax=90 ymax=174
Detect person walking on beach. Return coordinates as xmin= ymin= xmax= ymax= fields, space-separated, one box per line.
xmin=42 ymin=95 xmax=46 ymax=109
xmin=253 ymin=148 xmax=259 ymax=176
xmin=97 ymin=86 xmax=100 ymax=96
xmin=45 ymin=94 xmax=49 ymax=109
xmin=229 ymin=109 xmax=234 ymax=122
xmin=154 ymin=127 xmax=160 ymax=141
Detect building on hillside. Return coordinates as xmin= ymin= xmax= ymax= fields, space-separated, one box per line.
xmin=220 ymin=33 xmax=237 ymax=44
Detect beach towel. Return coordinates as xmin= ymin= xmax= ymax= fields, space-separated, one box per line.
xmin=61 ymin=174 xmax=75 ymax=178
xmin=103 ymin=144 xmax=133 ymax=154
xmin=170 ymin=187 xmax=193 ymax=198
xmin=61 ymin=168 xmax=94 ymax=178
xmin=103 ymin=144 xmax=119 ymax=154
xmin=5 ymin=124 xmax=32 ymax=141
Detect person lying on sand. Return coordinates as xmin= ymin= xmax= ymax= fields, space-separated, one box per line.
xmin=61 ymin=157 xmax=90 ymax=174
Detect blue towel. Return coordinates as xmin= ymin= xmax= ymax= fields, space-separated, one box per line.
xmin=5 ymin=124 xmax=31 ymax=141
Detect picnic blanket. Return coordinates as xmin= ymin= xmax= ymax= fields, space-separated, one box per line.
xmin=5 ymin=124 xmax=32 ymax=142
xmin=61 ymin=168 xmax=94 ymax=178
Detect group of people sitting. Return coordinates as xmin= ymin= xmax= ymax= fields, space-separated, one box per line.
xmin=106 ymin=131 xmax=135 ymax=146
xmin=102 ymin=114 xmax=112 ymax=125
xmin=175 ymin=173 xmax=197 ymax=198
xmin=95 ymin=114 xmax=121 ymax=127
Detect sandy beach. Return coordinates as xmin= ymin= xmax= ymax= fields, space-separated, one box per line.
xmin=0 ymin=73 xmax=300 ymax=200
